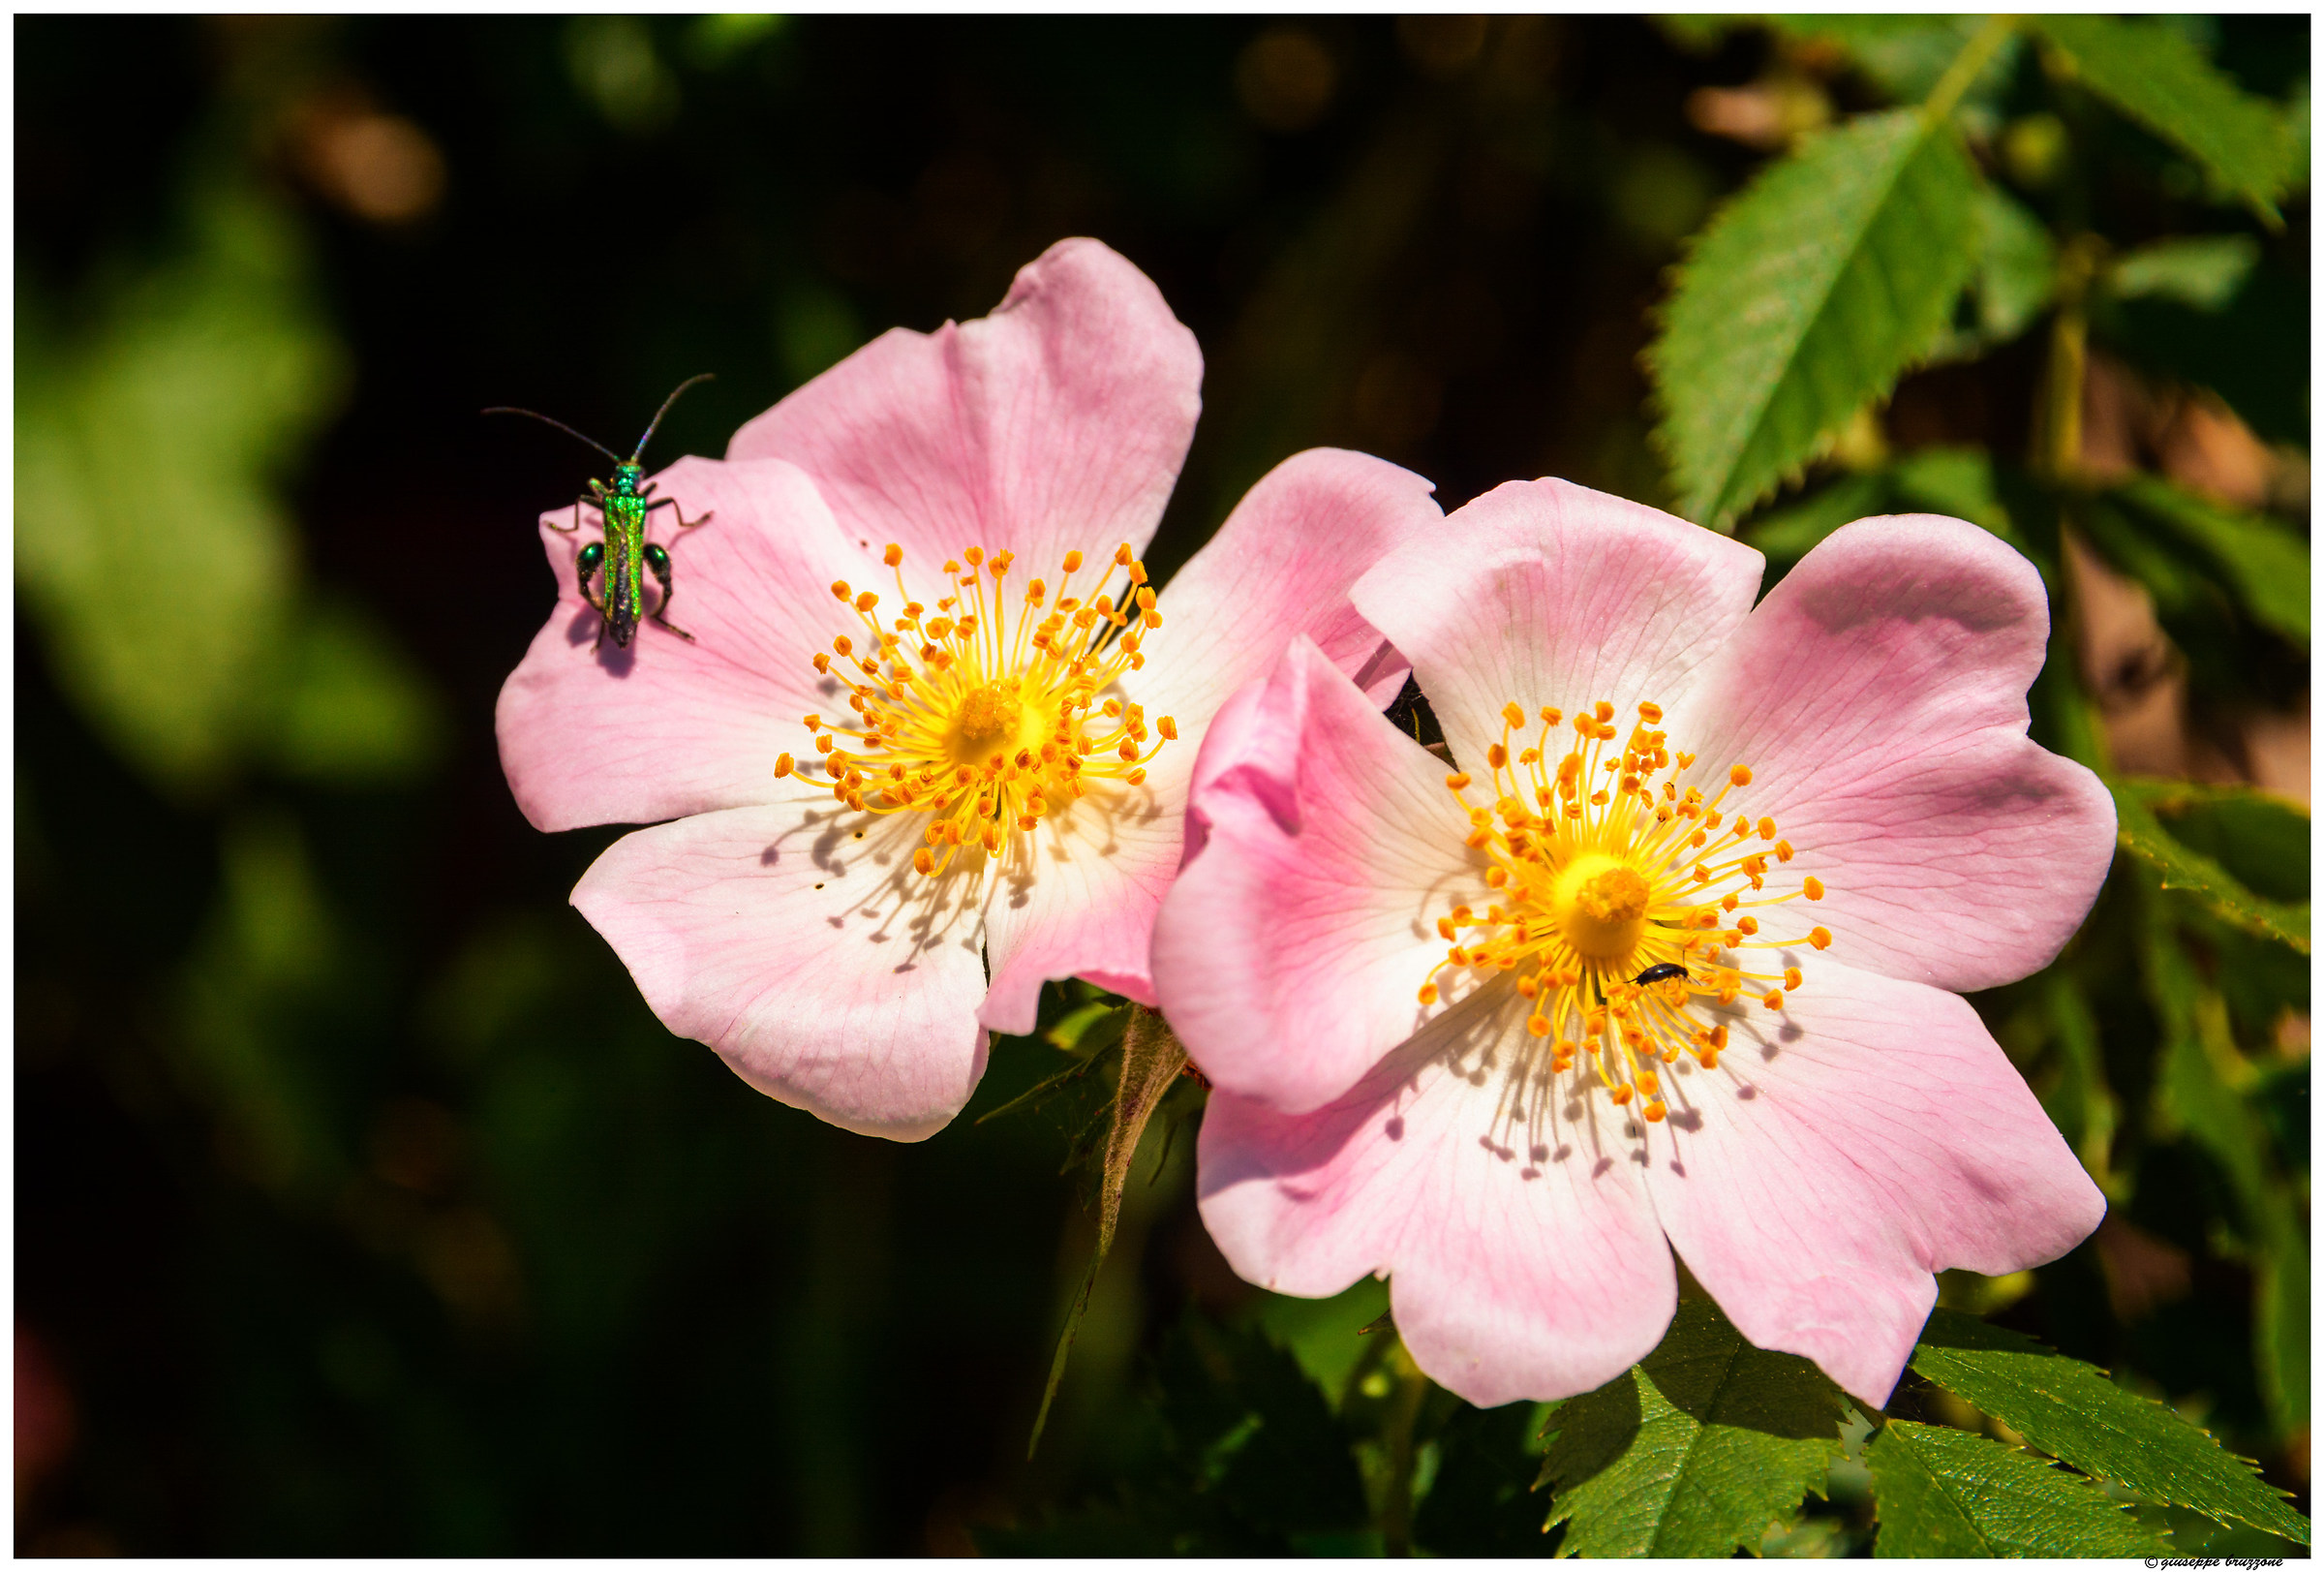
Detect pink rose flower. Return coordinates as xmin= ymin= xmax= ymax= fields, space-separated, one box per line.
xmin=1152 ymin=478 xmax=2113 ymax=1408
xmin=496 ymin=239 xmax=1441 ymax=1140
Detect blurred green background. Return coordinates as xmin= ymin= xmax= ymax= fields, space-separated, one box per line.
xmin=15 ymin=15 xmax=2308 ymax=1555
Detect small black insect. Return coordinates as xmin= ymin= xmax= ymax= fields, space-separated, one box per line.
xmin=1633 ymin=963 xmax=1690 ymax=987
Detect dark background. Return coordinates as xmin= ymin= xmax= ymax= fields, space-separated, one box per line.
xmin=15 ymin=15 xmax=2309 ymax=1554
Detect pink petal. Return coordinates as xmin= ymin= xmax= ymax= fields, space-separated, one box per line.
xmin=975 ymin=752 xmax=1191 ymax=1035
xmin=1645 ymin=956 xmax=2105 ymax=1406
xmin=1153 ymin=637 xmax=1485 ymax=1114
xmin=1667 ymin=514 xmax=2116 ymax=992
xmin=495 ymin=457 xmax=874 ymax=833
xmin=1199 ymin=1001 xmax=1677 ymax=1407
xmin=728 ymin=238 xmax=1201 ymax=578
xmin=571 ymin=799 xmax=993 ymax=1141
xmin=1132 ymin=447 xmax=1443 ymax=727
xmin=1349 ymin=478 xmax=1763 ymax=777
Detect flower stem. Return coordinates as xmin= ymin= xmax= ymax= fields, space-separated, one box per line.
xmin=1922 ymin=15 xmax=2015 ymax=125
xmin=1380 ymin=1348 xmax=1430 ymax=1557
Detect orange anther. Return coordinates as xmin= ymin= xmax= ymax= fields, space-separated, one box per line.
xmin=1061 ymin=549 xmax=1084 ymax=572
xmin=1804 ymin=877 xmax=1825 ymax=900
xmin=1527 ymin=1014 xmax=1551 ymax=1037
xmin=1418 ymin=983 xmax=1440 ymax=1005
xmin=1540 ymin=707 xmax=1563 ymax=725
xmin=1736 ymin=915 xmax=1758 ymax=935
xmin=1809 ymin=927 xmax=1832 ymax=949
xmin=1487 ymin=744 xmax=1508 ymax=769
xmin=830 ymin=580 xmax=851 ymax=601
xmin=1729 ymin=764 xmax=1753 ymax=786
xmin=1501 ymin=701 xmax=1526 ymax=729
xmin=1594 ymin=701 xmax=1614 ymax=723
xmin=1446 ymin=772 xmax=1473 ymax=791
xmin=1757 ymin=817 xmax=1777 ymax=840
xmin=774 ymin=754 xmax=796 ymax=778
xmin=1643 ymin=1100 xmax=1667 ymax=1123
xmin=1608 ymin=1084 xmax=1634 ymax=1106
xmin=963 ymin=546 xmax=985 ymax=567
xmin=1784 ymin=967 xmax=1803 ymax=990
xmin=1762 ymin=989 xmax=1785 ymax=1009
xmin=913 ymin=848 xmax=935 ymax=876
xmin=855 ymin=591 xmax=878 ymax=612
xmin=882 ymin=543 xmax=903 ymax=567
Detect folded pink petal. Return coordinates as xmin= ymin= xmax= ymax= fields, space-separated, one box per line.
xmin=496 ymin=457 xmax=871 ymax=832
xmin=728 ymin=238 xmax=1201 ymax=575
xmin=1199 ymin=1002 xmax=1677 ymax=1408
xmin=1133 ymin=448 xmax=1443 ymax=727
xmin=1645 ymin=956 xmax=2105 ymax=1406
xmin=1668 ymin=514 xmax=2115 ymax=992
xmin=1350 ymin=478 xmax=1763 ymax=777
xmin=572 ymin=799 xmax=992 ymax=1141
xmin=1155 ymin=637 xmax=1477 ymax=1113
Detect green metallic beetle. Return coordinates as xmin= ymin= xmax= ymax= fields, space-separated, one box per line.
xmin=486 ymin=373 xmax=717 ymax=650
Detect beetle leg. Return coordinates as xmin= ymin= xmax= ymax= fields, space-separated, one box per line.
xmin=644 ymin=495 xmax=715 ymax=528
xmin=645 ymin=549 xmax=695 ymax=641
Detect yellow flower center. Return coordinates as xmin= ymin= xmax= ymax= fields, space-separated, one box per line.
xmin=771 ymin=540 xmax=1177 ymax=878
xmin=1416 ymin=697 xmax=1832 ymax=1133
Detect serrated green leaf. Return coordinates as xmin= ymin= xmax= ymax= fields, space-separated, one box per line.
xmin=1868 ymin=1420 xmax=2172 ymax=1557
xmin=2109 ymin=233 xmax=2262 ymax=311
xmin=1651 ymin=108 xmax=1981 ymax=529
xmin=2125 ymin=778 xmax=2309 ymax=906
xmin=2110 ymin=477 xmax=2309 ymax=648
xmin=2112 ymin=783 xmax=2309 ymax=953
xmin=1911 ymin=1310 xmax=2309 ymax=1543
xmin=1538 ymin=1297 xmax=1845 ymax=1557
xmin=2030 ymin=15 xmax=2295 ymax=224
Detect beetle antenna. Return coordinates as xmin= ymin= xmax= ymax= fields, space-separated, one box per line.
xmin=629 ymin=373 xmax=717 ymax=462
xmin=482 ymin=406 xmax=624 ymax=465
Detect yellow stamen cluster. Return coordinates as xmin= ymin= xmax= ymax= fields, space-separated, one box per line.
xmin=1419 ymin=697 xmax=1829 ymax=1137
xmin=774 ymin=540 xmax=1174 ymax=877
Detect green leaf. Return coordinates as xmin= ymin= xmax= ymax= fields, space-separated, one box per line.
xmin=1967 ymin=185 xmax=2057 ymax=343
xmin=1741 ymin=474 xmax=1891 ymax=573
xmin=1868 ymin=1420 xmax=2171 ymax=1557
xmin=1651 ymin=108 xmax=1981 ymax=529
xmin=2029 ymin=15 xmax=2296 ymax=224
xmin=2141 ymin=890 xmax=2310 ymax=1435
xmin=1538 ymin=1296 xmax=1845 ymax=1557
xmin=1911 ymin=1310 xmax=2310 ymax=1543
xmin=2111 ymin=782 xmax=2310 ymax=954
xmin=1028 ymin=1004 xmax=1190 ymax=1455
xmin=2109 ymin=477 xmax=2309 ymax=649
xmin=15 ymin=175 xmax=349 ymax=797
xmin=2109 ymin=234 xmax=2262 ymax=311
xmin=2038 ymin=974 xmax=2120 ymax=1193
xmin=1890 ymin=447 xmax=2021 ymax=547
xmin=2124 ymin=778 xmax=2309 ymax=906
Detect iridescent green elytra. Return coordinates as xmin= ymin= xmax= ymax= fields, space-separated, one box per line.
xmin=485 ymin=374 xmax=717 ymax=650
